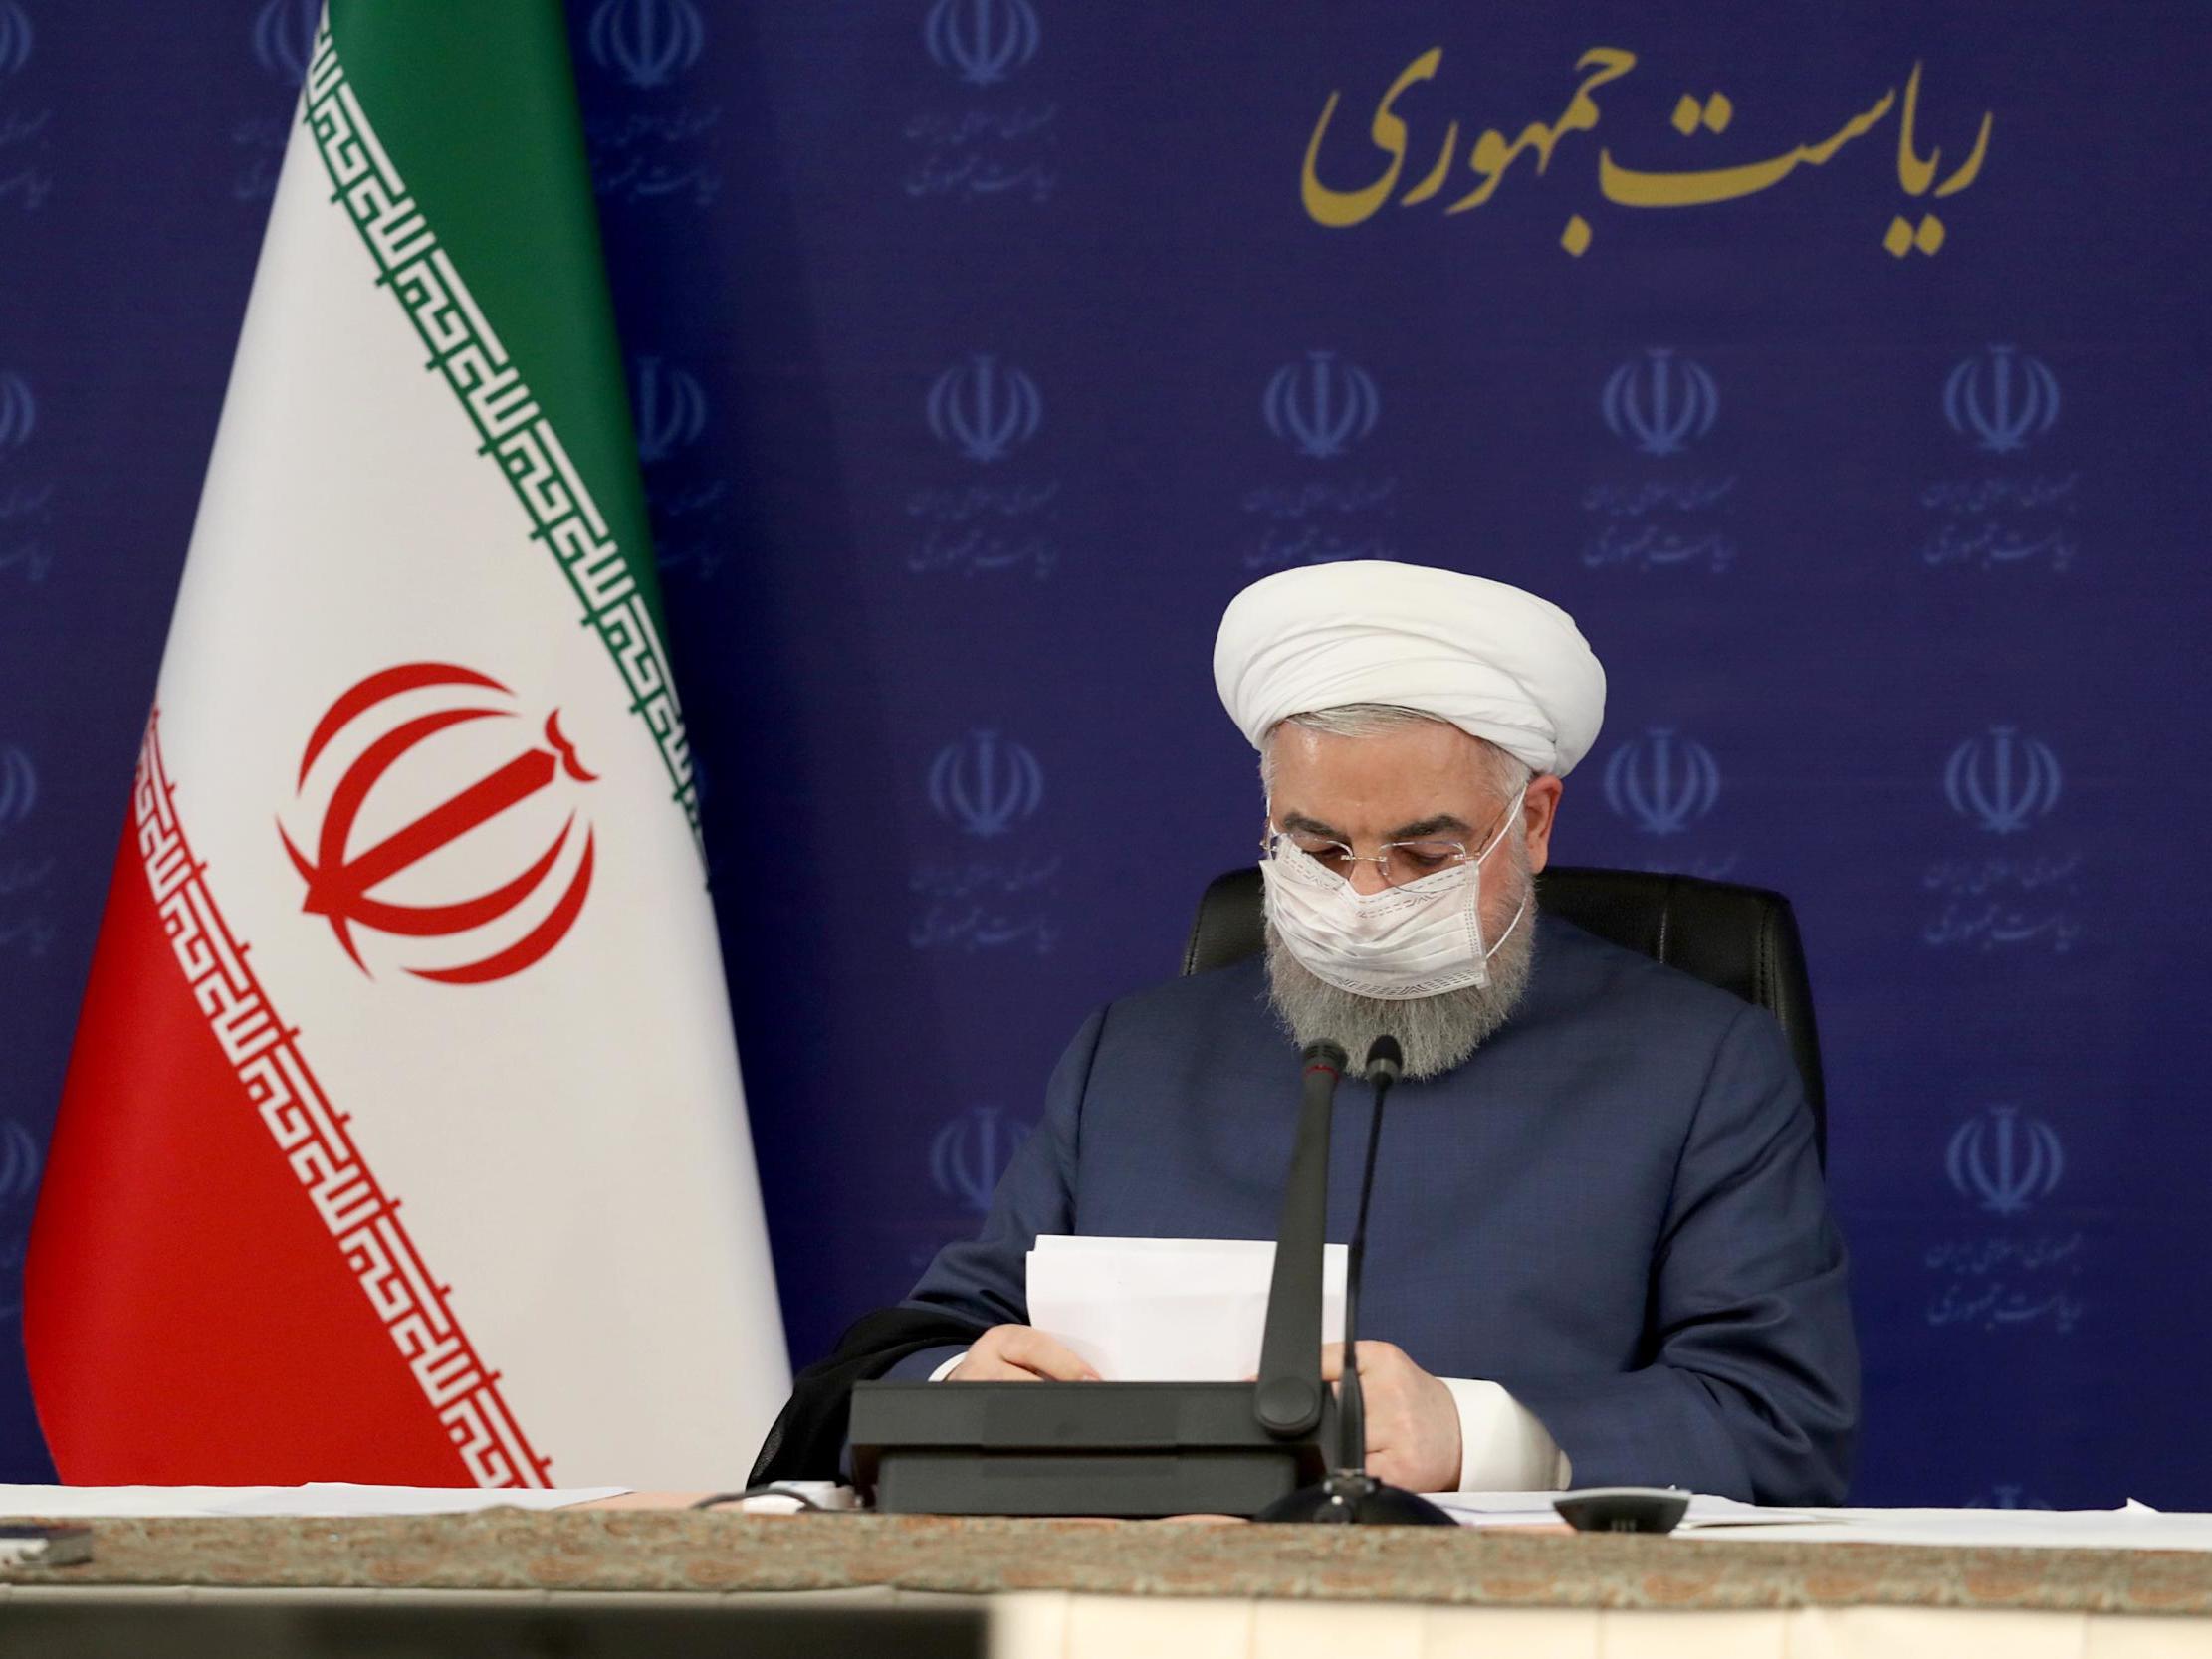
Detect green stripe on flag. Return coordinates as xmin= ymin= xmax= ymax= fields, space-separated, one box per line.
xmin=309 ymin=2 xmax=700 ymax=843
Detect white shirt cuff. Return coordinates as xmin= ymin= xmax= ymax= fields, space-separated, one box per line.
xmin=1439 ymin=1377 xmax=1571 ymax=1491
xmin=927 ymin=1349 xmax=968 ymax=1382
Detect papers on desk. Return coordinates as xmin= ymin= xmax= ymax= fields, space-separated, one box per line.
xmin=1430 ymin=1491 xmax=1818 ymax=1530
xmin=0 ymin=1483 xmax=628 ymax=1518
xmin=1428 ymin=1494 xmax=2212 ymax=1550
xmin=1026 ymin=1235 xmax=1347 ymax=1381
xmin=1724 ymin=1500 xmax=2212 ymax=1551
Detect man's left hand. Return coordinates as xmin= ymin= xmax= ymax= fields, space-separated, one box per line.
xmin=1319 ymin=1341 xmax=1461 ymax=1493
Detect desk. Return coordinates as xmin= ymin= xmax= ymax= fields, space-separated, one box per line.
xmin=2 ymin=1510 xmax=2210 ymax=1656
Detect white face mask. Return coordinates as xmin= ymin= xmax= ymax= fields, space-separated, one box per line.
xmin=1259 ymin=786 xmax=1529 ymax=1001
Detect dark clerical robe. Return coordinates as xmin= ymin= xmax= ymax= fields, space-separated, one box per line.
xmin=753 ymin=915 xmax=1858 ymax=1503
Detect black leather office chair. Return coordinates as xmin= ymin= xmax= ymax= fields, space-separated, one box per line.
xmin=1181 ymin=865 xmax=1827 ymax=1164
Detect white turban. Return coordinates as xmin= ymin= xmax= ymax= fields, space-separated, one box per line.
xmin=1213 ymin=561 xmax=1607 ymax=777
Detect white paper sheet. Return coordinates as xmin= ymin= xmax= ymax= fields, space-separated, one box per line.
xmin=1425 ymin=1493 xmax=2212 ymax=1550
xmin=0 ymin=1483 xmax=627 ymax=1518
xmin=1026 ymin=1235 xmax=1346 ymax=1381
xmin=1430 ymin=1491 xmax=1817 ymax=1529
xmin=1701 ymin=1500 xmax=2212 ymax=1551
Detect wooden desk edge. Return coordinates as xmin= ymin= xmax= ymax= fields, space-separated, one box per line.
xmin=0 ymin=1510 xmax=2205 ymax=1615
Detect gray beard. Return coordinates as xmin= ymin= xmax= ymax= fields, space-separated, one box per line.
xmin=1261 ymin=868 xmax=1538 ymax=1082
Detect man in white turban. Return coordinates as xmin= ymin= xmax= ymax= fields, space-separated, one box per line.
xmin=757 ymin=561 xmax=1857 ymax=1506
xmin=1215 ymin=560 xmax=1608 ymax=777
xmin=1215 ymin=561 xmax=1607 ymax=1083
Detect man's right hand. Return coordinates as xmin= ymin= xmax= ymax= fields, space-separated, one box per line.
xmin=946 ymin=1325 xmax=1099 ymax=1382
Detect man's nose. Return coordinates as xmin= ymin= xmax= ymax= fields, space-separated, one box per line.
xmin=1347 ymin=859 xmax=1393 ymax=897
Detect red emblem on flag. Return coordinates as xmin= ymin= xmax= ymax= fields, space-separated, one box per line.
xmin=279 ymin=663 xmax=597 ymax=984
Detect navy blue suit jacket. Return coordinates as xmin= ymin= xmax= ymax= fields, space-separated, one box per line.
xmin=895 ymin=914 xmax=1860 ymax=1504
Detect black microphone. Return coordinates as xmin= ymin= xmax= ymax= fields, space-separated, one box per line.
xmin=1253 ymin=1039 xmax=1347 ymax=1437
xmin=1334 ymin=1033 xmax=1400 ymax=1474
xmin=852 ymin=1036 xmax=1364 ymax=1518
xmin=1256 ymin=1033 xmax=1453 ymax=1526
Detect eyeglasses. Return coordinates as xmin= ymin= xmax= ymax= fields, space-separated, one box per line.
xmin=1261 ymin=825 xmax=1472 ymax=888
xmin=1261 ymin=799 xmax=1519 ymax=889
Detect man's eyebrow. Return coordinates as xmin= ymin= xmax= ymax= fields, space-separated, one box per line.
xmin=1388 ymin=814 xmax=1472 ymax=840
xmin=1277 ymin=811 xmax=1473 ymax=841
xmin=1278 ymin=811 xmax=1345 ymax=840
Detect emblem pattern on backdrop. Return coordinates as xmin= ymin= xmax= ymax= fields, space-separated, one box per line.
xmin=912 ymin=353 xmax=1060 ymax=580
xmin=914 ymin=729 xmax=1056 ymax=957
xmin=0 ymin=359 xmax=48 ymax=960
xmin=909 ymin=0 xmax=1055 ymax=204
xmin=1240 ymin=351 xmax=1401 ymax=573
xmin=1585 ymin=349 xmax=1736 ymax=574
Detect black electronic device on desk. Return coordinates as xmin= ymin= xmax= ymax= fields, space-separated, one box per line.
xmin=850 ymin=1042 xmax=1353 ymax=1519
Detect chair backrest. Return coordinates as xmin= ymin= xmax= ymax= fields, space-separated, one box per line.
xmin=1181 ymin=864 xmax=1827 ymax=1163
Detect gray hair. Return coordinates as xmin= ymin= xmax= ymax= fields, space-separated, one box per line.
xmin=1258 ymin=704 xmax=1532 ymax=801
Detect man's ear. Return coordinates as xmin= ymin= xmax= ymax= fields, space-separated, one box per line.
xmin=1522 ymin=774 xmax=1565 ymax=875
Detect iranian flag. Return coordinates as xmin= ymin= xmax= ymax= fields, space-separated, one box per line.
xmin=23 ymin=3 xmax=788 ymax=1489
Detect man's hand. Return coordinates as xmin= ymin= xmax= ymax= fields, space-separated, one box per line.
xmin=1321 ymin=1341 xmax=1461 ymax=1493
xmin=947 ymin=1325 xmax=1100 ymax=1382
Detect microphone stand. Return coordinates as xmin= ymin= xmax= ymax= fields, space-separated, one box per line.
xmin=1336 ymin=1040 xmax=1389 ymax=1475
xmin=1256 ymin=1035 xmax=1453 ymax=1526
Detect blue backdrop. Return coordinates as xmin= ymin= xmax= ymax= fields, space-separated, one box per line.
xmin=1 ymin=0 xmax=2207 ymax=1508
